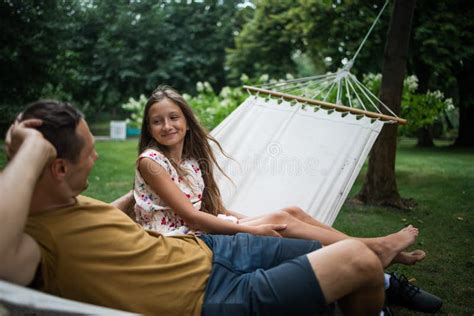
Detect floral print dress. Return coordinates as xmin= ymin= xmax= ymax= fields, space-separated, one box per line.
xmin=134 ymin=148 xmax=205 ymax=236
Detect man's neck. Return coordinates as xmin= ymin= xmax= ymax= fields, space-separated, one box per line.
xmin=30 ymin=186 xmax=76 ymax=214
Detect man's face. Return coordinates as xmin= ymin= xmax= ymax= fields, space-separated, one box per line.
xmin=64 ymin=119 xmax=98 ymax=195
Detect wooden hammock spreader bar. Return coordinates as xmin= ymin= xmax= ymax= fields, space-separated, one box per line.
xmin=243 ymin=85 xmax=407 ymax=125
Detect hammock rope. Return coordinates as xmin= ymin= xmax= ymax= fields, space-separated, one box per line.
xmin=350 ymin=0 xmax=390 ymax=66
xmin=244 ymin=0 xmax=405 ymax=125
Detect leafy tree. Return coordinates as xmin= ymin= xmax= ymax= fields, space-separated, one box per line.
xmin=1 ymin=0 xmax=246 ymax=132
xmin=0 ymin=0 xmax=80 ymax=134
xmin=451 ymin=1 xmax=474 ymax=146
xmin=226 ymin=0 xmax=390 ymax=82
xmin=409 ymin=0 xmax=474 ymax=146
xmin=226 ymin=0 xmax=302 ymax=82
xmin=289 ymin=0 xmax=389 ymax=75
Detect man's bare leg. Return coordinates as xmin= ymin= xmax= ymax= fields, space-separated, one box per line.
xmin=306 ymin=239 xmax=385 ymax=316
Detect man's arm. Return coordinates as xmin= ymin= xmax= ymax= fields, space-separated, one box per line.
xmin=0 ymin=120 xmax=56 ymax=285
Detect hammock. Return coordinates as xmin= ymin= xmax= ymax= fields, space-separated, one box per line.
xmin=0 ymin=280 xmax=135 ymax=315
xmin=211 ymin=0 xmax=402 ymax=226
xmin=211 ymin=96 xmax=386 ymax=226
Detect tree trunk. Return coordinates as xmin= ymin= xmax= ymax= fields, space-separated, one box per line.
xmin=416 ymin=126 xmax=435 ymax=147
xmin=455 ymin=105 xmax=474 ymax=146
xmin=356 ymin=0 xmax=416 ymax=208
xmin=454 ymin=58 xmax=474 ymax=147
xmin=413 ymin=56 xmax=435 ymax=147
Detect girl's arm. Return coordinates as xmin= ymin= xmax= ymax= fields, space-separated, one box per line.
xmin=111 ymin=190 xmax=135 ymax=219
xmin=138 ymin=158 xmax=286 ymax=236
xmin=223 ymin=209 xmax=248 ymax=220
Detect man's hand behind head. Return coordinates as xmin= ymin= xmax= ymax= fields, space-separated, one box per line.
xmin=5 ymin=119 xmax=57 ymax=161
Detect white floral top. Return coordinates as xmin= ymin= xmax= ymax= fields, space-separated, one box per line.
xmin=134 ymin=148 xmax=205 ymax=236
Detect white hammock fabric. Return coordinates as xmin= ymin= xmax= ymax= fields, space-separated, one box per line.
xmin=0 ymin=280 xmax=136 ymax=315
xmin=211 ymin=96 xmax=384 ymax=226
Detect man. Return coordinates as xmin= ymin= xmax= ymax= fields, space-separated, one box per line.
xmin=1 ymin=100 xmax=442 ymax=316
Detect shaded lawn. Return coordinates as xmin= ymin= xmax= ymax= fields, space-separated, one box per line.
xmin=1 ymin=138 xmax=473 ymax=314
xmin=336 ymin=139 xmax=474 ymax=315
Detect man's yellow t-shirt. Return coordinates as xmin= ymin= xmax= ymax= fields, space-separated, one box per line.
xmin=25 ymin=195 xmax=213 ymax=316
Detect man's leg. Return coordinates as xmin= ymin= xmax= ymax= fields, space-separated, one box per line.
xmin=307 ymin=239 xmax=385 ymax=315
xmin=202 ymin=234 xmax=384 ymax=316
xmin=201 ymin=233 xmax=325 ymax=316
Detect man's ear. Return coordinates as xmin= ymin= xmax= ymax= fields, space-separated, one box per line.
xmin=50 ymin=159 xmax=68 ymax=180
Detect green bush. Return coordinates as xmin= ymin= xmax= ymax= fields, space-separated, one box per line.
xmin=121 ymin=82 xmax=248 ymax=131
xmin=184 ymin=82 xmax=247 ymax=130
xmin=362 ymin=73 xmax=454 ymax=137
xmin=121 ymin=74 xmax=297 ymax=131
xmin=121 ymin=95 xmax=148 ymax=129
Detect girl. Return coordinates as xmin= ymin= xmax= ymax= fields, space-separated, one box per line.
xmin=133 ymin=85 xmax=424 ymax=268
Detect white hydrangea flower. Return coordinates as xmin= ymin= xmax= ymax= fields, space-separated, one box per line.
xmin=427 ymin=90 xmax=444 ymax=100
xmin=182 ymin=93 xmax=191 ymax=101
xmin=204 ymin=82 xmax=213 ymax=93
xmin=363 ymin=73 xmax=381 ymax=82
xmin=405 ymin=75 xmax=419 ymax=92
xmin=445 ymin=98 xmax=455 ymax=110
xmin=196 ymin=82 xmax=204 ymax=92
xmin=220 ymin=87 xmax=231 ymax=99
xmin=221 ymin=99 xmax=230 ymax=107
xmin=259 ymin=74 xmax=269 ymax=83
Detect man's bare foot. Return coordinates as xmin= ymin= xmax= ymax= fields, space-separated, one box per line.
xmin=392 ymin=250 xmax=426 ymax=265
xmin=371 ymin=225 xmax=419 ymax=268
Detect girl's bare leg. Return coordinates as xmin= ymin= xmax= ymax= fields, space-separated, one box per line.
xmin=239 ymin=208 xmax=421 ymax=268
xmin=282 ymin=207 xmax=426 ymax=265
xmin=282 ymin=206 xmax=340 ymax=233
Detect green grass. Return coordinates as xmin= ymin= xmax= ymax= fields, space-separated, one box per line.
xmin=1 ymin=138 xmax=473 ymax=314
xmin=335 ymin=139 xmax=474 ymax=315
xmin=83 ymin=139 xmax=138 ymax=199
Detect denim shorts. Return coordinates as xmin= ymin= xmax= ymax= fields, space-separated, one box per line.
xmin=199 ymin=233 xmax=327 ymax=316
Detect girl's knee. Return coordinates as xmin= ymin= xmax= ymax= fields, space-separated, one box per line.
xmin=282 ymin=206 xmax=305 ymax=218
xmin=267 ymin=210 xmax=291 ymax=223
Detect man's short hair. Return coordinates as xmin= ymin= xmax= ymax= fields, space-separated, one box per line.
xmin=21 ymin=100 xmax=85 ymax=163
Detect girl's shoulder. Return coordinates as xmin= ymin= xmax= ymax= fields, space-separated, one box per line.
xmin=140 ymin=148 xmax=165 ymax=158
xmin=140 ymin=148 xmax=170 ymax=165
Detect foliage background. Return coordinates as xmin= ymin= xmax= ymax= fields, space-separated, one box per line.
xmin=1 ymin=0 xmax=472 ymax=143
xmin=0 ymin=0 xmax=252 ymax=133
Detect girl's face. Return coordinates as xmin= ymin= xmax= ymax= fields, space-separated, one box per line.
xmin=148 ymin=98 xmax=188 ymax=152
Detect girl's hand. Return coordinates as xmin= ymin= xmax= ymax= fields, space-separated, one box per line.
xmin=250 ymin=223 xmax=287 ymax=237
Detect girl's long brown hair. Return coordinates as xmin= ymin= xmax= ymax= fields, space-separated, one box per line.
xmin=139 ymin=85 xmax=227 ymax=216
